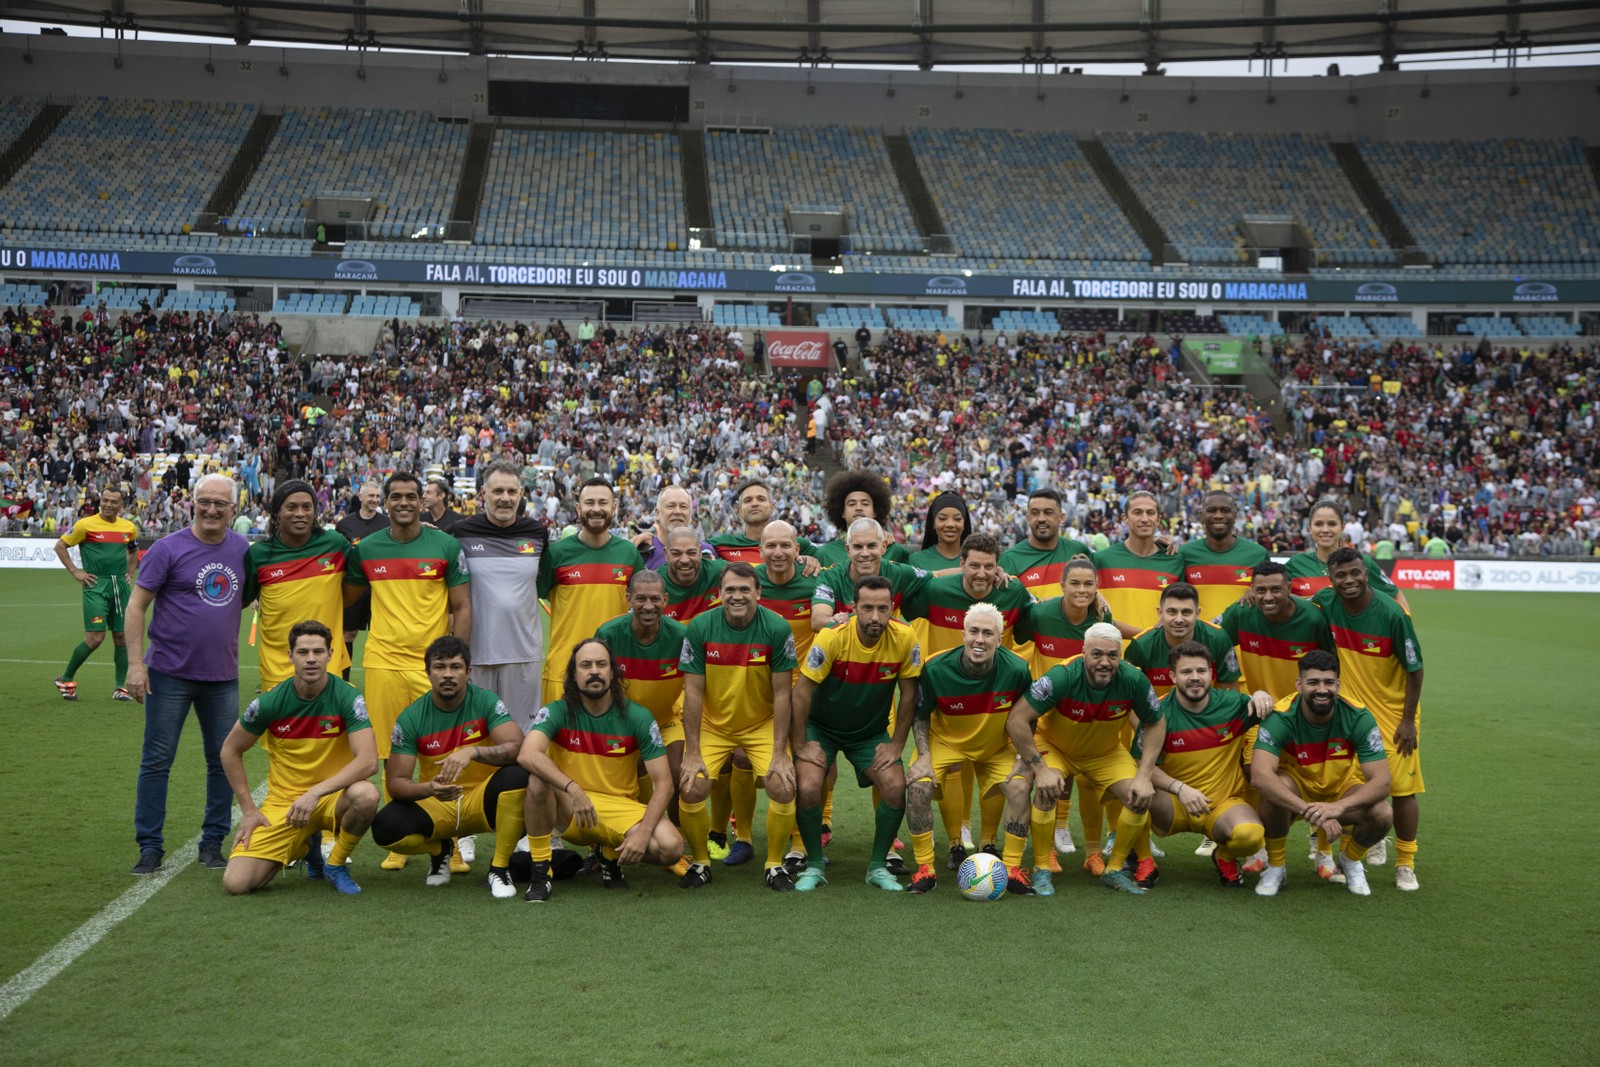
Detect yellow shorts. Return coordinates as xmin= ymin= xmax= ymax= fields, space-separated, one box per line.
xmin=1368 ymin=712 xmax=1423 ymax=796
xmin=918 ymin=738 xmax=1017 ymax=801
xmin=541 ymin=676 xmax=566 ymax=707
xmin=365 ymin=666 xmax=431 ymax=759
xmin=559 ymin=793 xmax=650 ymax=849
xmin=410 ymin=778 xmax=507 ymax=840
xmin=695 ymin=721 xmax=781 ymax=781
xmin=229 ymin=791 xmax=342 ymax=865
xmin=1037 ymin=740 xmax=1138 ymax=800
xmin=1162 ymin=796 xmax=1258 ymax=840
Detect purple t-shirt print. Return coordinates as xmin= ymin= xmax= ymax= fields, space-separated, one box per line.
xmin=136 ymin=527 xmax=250 ymax=681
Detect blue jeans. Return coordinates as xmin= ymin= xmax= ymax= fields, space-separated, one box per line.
xmin=135 ymin=669 xmax=238 ymax=854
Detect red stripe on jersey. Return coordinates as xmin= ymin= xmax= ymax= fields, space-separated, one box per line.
xmin=928 ymin=604 xmax=965 ymax=630
xmin=267 ymin=714 xmax=346 ymax=739
xmin=257 ymin=551 xmax=346 ymax=587
xmin=414 ymin=718 xmax=490 ymax=756
xmin=1034 ymin=634 xmax=1085 ymax=660
xmin=702 ymin=641 xmax=778 ymax=668
xmin=1052 ymin=698 xmax=1133 ymax=723
xmin=1165 ymin=717 xmax=1247 ymax=754
xmin=1235 ymin=629 xmax=1320 ymax=661
xmin=1281 ymin=738 xmax=1360 ymax=766
xmin=664 ymin=594 xmax=720 ymax=622
xmin=1330 ymin=624 xmax=1393 ymax=659
xmin=553 ymin=727 xmax=639 ymax=757
xmin=934 ymin=690 xmax=1023 ymax=717
xmin=1141 ymin=666 xmax=1176 ymax=689
xmin=1185 ymin=564 xmax=1257 ymax=587
xmin=1017 ymin=562 xmax=1066 ymax=589
xmin=712 ymin=545 xmax=762 ymax=564
xmin=1097 ymin=568 xmax=1175 ymax=591
xmin=615 ymin=655 xmax=681 ymax=682
xmin=760 ymin=596 xmax=812 ymax=620
xmin=1288 ymin=575 xmax=1332 ymax=597
xmin=829 ymin=659 xmax=906 ymax=685
xmin=85 ymin=530 xmax=135 ymax=543
xmin=363 ymin=557 xmax=447 ymax=582
xmin=552 ymin=561 xmax=633 ymax=586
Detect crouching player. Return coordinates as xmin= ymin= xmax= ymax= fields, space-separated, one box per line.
xmin=1142 ymin=642 xmax=1272 ymax=887
xmin=221 ymin=621 xmax=378 ymax=895
xmin=517 ymin=638 xmax=684 ymax=902
xmin=370 ymin=636 xmax=530 ymax=898
xmin=1250 ymin=650 xmax=1393 ymax=897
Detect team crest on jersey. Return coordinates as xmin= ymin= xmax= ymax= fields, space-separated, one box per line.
xmin=352 ymin=697 xmax=369 ymax=722
xmin=1360 ymin=638 xmax=1383 ymax=655
xmin=1330 ymin=739 xmax=1347 ymax=756
xmin=1288 ymin=643 xmax=1310 ymax=658
xmin=391 ymin=724 xmax=405 ymax=747
xmin=648 ymin=722 xmax=664 ymax=748
xmin=1029 ymin=676 xmax=1055 ymax=704
xmin=1233 ymin=569 xmax=1252 ymax=583
xmin=607 ymin=740 xmax=627 ymax=754
xmin=1365 ymin=728 xmax=1385 ymax=754
xmin=532 ymin=706 xmax=551 ymax=726
xmin=242 ymin=700 xmax=260 ymax=724
xmin=1156 ymin=576 xmax=1170 ymax=588
xmin=1218 ymin=725 xmax=1233 ymax=741
xmin=417 ymin=561 xmax=439 ymax=577
xmin=318 ymin=558 xmax=335 ymax=571
xmin=91 ymin=615 xmax=104 ymax=624
xmin=518 ymin=540 xmax=536 ymax=554
xmin=878 ymin=666 xmax=896 ymax=680
xmin=806 ymin=645 xmax=826 ymax=670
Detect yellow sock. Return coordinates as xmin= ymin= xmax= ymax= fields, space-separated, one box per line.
xmin=1265 ymin=835 xmax=1288 ymax=869
xmin=790 ymin=828 xmax=806 ymax=855
xmin=1342 ymin=836 xmax=1370 ymax=863
xmin=492 ymin=789 xmax=526 ymax=867
xmin=327 ymin=828 xmax=361 ymax=866
xmin=765 ymin=799 xmax=796 ymax=869
xmin=526 ymin=833 xmax=552 ymax=864
xmin=602 ymin=845 xmax=621 ymax=861
xmin=959 ymin=763 xmax=975 ymax=834
xmin=1031 ymin=806 xmax=1055 ymax=869
xmin=1078 ymin=778 xmax=1105 ymax=850
xmin=1316 ymin=829 xmax=1332 ymax=852
xmin=822 ymin=785 xmax=835 ymax=827
xmin=636 ymin=772 xmax=654 ymax=804
xmin=710 ymin=770 xmax=733 ymax=838
xmin=1395 ymin=836 xmax=1417 ymax=868
xmin=1107 ymin=807 xmax=1150 ymax=872
xmin=731 ymin=765 xmax=757 ymax=844
xmin=1055 ymin=795 xmax=1071 ymax=830
xmin=937 ymin=773 xmax=966 ymax=846
xmin=1103 ymin=794 xmax=1124 ymax=831
xmin=1221 ymin=821 xmax=1265 ymax=862
xmin=386 ymin=832 xmax=436 ymax=856
xmin=1001 ymin=831 xmax=1027 ymax=869
xmin=979 ymin=792 xmax=1003 ymax=849
xmin=910 ymin=830 xmax=936 ymax=869
xmin=679 ymin=799 xmax=711 ymax=865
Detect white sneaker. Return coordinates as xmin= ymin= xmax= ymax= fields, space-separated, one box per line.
xmin=1307 ymin=829 xmax=1320 ymax=861
xmin=1101 ymin=832 xmax=1116 ymax=858
xmin=1255 ymin=865 xmax=1287 ymax=897
xmin=1314 ymin=850 xmax=1345 ymax=884
xmin=1054 ymin=827 xmax=1076 ymax=855
xmin=1335 ymin=852 xmax=1371 ymax=896
xmin=488 ymin=867 xmax=517 ymax=899
xmin=960 ymin=825 xmax=975 ymax=850
xmin=425 ymin=846 xmax=452 ymax=887
xmin=1195 ymin=837 xmax=1217 ymax=856
xmin=1241 ymin=848 xmax=1268 ymax=874
xmin=1395 ymin=865 xmax=1420 ymax=891
xmin=1365 ymin=838 xmax=1388 ymax=866
xmin=457 ymin=836 xmax=476 ymax=864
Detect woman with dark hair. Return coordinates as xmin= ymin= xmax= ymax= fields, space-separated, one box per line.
xmin=908 ymin=491 xmax=970 ymax=572
xmin=814 ymin=470 xmax=910 ymax=568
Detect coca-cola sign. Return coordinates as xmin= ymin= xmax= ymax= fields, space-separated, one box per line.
xmin=765 ymin=330 xmax=833 ymax=369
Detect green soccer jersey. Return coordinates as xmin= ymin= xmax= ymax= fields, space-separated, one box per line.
xmin=1092 ymin=540 xmax=1186 ymax=629
xmin=1138 ymin=688 xmax=1255 ymax=801
xmin=391 ymin=683 xmax=513 ymax=787
xmin=800 ymin=616 xmax=923 ymax=743
xmin=1215 ymin=597 xmax=1334 ymax=701
xmin=656 ymin=557 xmax=727 ymax=623
xmin=999 ymin=537 xmax=1094 ymax=602
xmin=1284 ymin=551 xmax=1399 ymax=601
xmin=1123 ymin=620 xmax=1241 ymax=696
xmin=1255 ymin=696 xmax=1385 ymax=797
xmin=344 ymin=525 xmax=469 ymax=671
xmin=812 ymin=558 xmax=932 ymax=619
xmin=906 ymin=545 xmax=957 ymax=573
xmin=1176 ymin=537 xmax=1270 ymax=622
xmin=680 ymin=605 xmax=800 ymax=733
xmin=1025 ymin=658 xmax=1162 ymax=759
xmin=1024 ymin=596 xmax=1110 ymax=671
xmin=756 ymin=564 xmax=823 ymax=659
xmin=531 ymin=697 xmax=665 ymax=800
xmin=899 ymin=572 xmax=1037 ymax=659
xmin=1310 ymin=588 xmax=1423 ymax=723
xmin=241 ymin=676 xmax=370 ymax=800
xmin=709 ymin=532 xmax=818 ymax=566
xmin=595 ymin=613 xmax=688 ymax=727
xmin=816 ymin=537 xmax=911 ymax=569
xmin=61 ymin=513 xmax=139 ymax=577
xmin=915 ymin=645 xmax=1034 ymax=754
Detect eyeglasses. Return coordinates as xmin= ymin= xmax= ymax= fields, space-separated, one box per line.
xmin=194 ymin=499 xmax=234 ymax=511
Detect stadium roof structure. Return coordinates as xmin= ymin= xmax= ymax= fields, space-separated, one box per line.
xmin=9 ymin=0 xmax=1600 ymax=69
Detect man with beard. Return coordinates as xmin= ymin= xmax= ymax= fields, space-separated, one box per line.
xmin=244 ymin=480 xmax=350 ymax=694
xmin=1176 ymin=491 xmax=1269 ymax=622
xmin=538 ymin=478 xmax=643 ymax=706
xmin=657 ymin=527 xmax=728 ymax=622
xmin=814 ymin=471 xmax=910 ymax=568
xmin=1250 ymin=651 xmax=1393 ymax=897
xmin=998 ymin=488 xmax=1092 ymax=617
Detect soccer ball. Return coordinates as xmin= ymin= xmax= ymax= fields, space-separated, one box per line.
xmin=956 ymin=852 xmax=1007 ymax=901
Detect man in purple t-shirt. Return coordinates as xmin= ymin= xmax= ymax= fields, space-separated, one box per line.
xmin=123 ymin=474 xmax=250 ymax=875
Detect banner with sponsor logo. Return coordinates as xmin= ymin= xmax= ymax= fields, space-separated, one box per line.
xmin=1450 ymin=560 xmax=1600 ymax=593
xmin=6 ymin=245 xmax=1600 ymax=305
xmin=1390 ymin=560 xmax=1455 ymax=590
xmin=1184 ymin=339 xmax=1243 ymax=373
xmin=0 ymin=537 xmax=72 ymax=569
xmin=764 ymin=330 xmax=834 ymax=369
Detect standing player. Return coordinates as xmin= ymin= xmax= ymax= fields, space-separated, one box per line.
xmin=244 ymin=480 xmax=350 ymax=693
xmin=908 ymin=492 xmax=970 ymax=574
xmin=999 ymin=489 xmax=1093 ymax=612
xmin=421 ymin=475 xmax=463 ymax=533
xmin=815 ymin=471 xmax=912 ymax=568
xmin=810 ymin=519 xmax=933 ymax=631
xmin=1141 ymin=642 xmax=1273 ymax=887
xmin=1007 ymin=624 xmax=1165 ymax=895
xmin=334 ymin=481 xmax=387 ymax=681
xmin=756 ymin=521 xmax=823 ymax=663
xmin=1176 ymin=491 xmax=1269 ymax=623
xmin=370 ymin=637 xmax=529 ymax=897
xmin=1285 ymin=499 xmax=1408 ymax=610
xmin=1250 ymin=651 xmax=1394 ymax=897
xmin=709 ymin=479 xmax=820 ymax=568
xmin=1094 ymin=491 xmax=1185 ymax=628
xmin=676 ymin=563 xmax=800 ymax=891
xmin=632 ymin=485 xmax=713 ymax=569
xmin=790 ymin=576 xmax=921 ymax=892
xmin=538 ymin=477 xmax=643 ymax=706
xmin=518 ymin=638 xmax=683 ymax=900
xmin=1313 ymin=548 xmax=1425 ymax=890
xmin=453 ymin=460 xmax=549 ymax=728
xmin=1123 ymin=582 xmax=1241 ymax=699
xmin=658 ymin=527 xmax=727 ymax=621
xmin=343 ymin=472 xmax=472 ymax=870
xmin=53 ymin=486 xmax=139 ymax=701
xmin=220 ymin=621 xmax=377 ymax=896
xmin=905 ymin=604 xmax=1035 ymax=895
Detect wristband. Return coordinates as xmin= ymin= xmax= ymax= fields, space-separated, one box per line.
xmin=564 ymin=781 xmax=578 ymax=794
xmin=1170 ymin=780 xmax=1183 ymax=796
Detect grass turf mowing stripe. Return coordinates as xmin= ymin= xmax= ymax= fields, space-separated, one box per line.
xmin=0 ymin=782 xmax=267 ymax=1023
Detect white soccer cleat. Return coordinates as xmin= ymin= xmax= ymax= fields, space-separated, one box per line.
xmin=1254 ymin=865 xmax=1287 ymax=897
xmin=1314 ymin=850 xmax=1345 ymax=884
xmin=960 ymin=825 xmax=975 ymax=851
xmin=1307 ymin=829 xmax=1320 ymax=861
xmin=1195 ymin=837 xmax=1217 ymax=856
xmin=1101 ymin=832 xmax=1115 ymax=858
xmin=457 ymin=836 xmax=477 ymax=863
xmin=1054 ymin=827 xmax=1076 ymax=855
xmin=488 ymin=868 xmax=517 ymax=899
xmin=1365 ymin=837 xmax=1388 ymax=866
xmin=1335 ymin=853 xmax=1371 ymax=896
xmin=514 ymin=836 xmax=530 ymax=854
xmin=1241 ymin=848 xmax=1269 ymax=874
xmin=1395 ymin=866 xmax=1420 ymax=892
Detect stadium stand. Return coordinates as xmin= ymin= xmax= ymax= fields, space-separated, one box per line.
xmin=0 ymin=97 xmax=44 ymax=155
xmin=710 ymin=303 xmax=782 ymax=329
xmin=272 ymin=292 xmax=349 ymax=315
xmin=886 ymin=307 xmax=960 ymax=332
xmin=816 ymin=306 xmax=886 ymax=330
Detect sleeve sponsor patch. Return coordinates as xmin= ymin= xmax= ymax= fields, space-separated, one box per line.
xmin=532 ymin=705 xmax=551 ymax=726
xmin=806 ymin=644 xmax=826 ymax=670
xmin=1146 ymin=687 xmax=1161 ymax=714
xmin=781 ymin=634 xmax=797 ymax=664
xmin=390 ymin=724 xmax=405 ymax=748
xmin=648 ymin=722 xmax=664 ymax=748
xmin=1403 ymin=639 xmax=1419 ymax=667
xmin=1029 ymin=676 xmax=1055 ymax=705
xmin=241 ymin=699 xmax=260 ymax=724
xmin=351 ymin=696 xmax=369 ymax=722
xmin=679 ymin=639 xmax=695 ymax=668
xmin=494 ymin=700 xmax=510 ymax=720
xmin=1365 ymin=727 xmax=1386 ymax=755
xmin=909 ymin=643 xmax=922 ymax=668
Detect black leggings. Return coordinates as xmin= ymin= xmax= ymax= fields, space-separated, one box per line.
xmin=370 ymin=764 xmax=530 ymax=846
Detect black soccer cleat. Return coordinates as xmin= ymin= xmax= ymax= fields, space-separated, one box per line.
xmin=764 ymin=865 xmax=796 ymax=892
xmin=678 ymin=862 xmax=713 ymax=889
xmin=523 ymin=860 xmax=553 ymax=903
xmin=946 ymin=843 xmax=968 ymax=871
xmin=907 ymin=864 xmax=938 ymax=894
xmin=599 ymin=855 xmax=630 ymax=890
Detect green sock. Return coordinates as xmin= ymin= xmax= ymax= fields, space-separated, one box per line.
xmin=870 ymin=801 xmax=905 ymax=870
xmin=796 ymin=802 xmax=825 ymax=864
xmin=113 ymin=645 xmax=129 ymax=687
xmin=63 ymin=642 xmax=95 ymax=681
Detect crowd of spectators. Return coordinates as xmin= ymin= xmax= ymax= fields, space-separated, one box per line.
xmin=1 ymin=299 xmax=1595 ymax=560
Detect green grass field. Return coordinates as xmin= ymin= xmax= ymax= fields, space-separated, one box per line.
xmin=0 ymin=569 xmax=1595 ymax=1065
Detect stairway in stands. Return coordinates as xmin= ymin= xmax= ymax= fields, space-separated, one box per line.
xmin=204 ymin=111 xmax=281 ymax=218
xmin=679 ymin=130 xmax=714 ymax=234
xmin=1331 ymin=141 xmax=1428 ymax=265
xmin=884 ymin=134 xmax=952 ymax=254
xmin=446 ymin=123 xmax=495 ymax=242
xmin=0 ymin=102 xmax=71 ymax=190
xmin=1078 ymin=138 xmax=1172 ymax=266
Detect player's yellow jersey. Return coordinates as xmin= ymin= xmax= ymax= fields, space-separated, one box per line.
xmin=915 ymin=646 xmax=1033 ymax=756
xmin=538 ymin=534 xmax=641 ymax=689
xmin=390 ymin=685 xmax=514 ymax=788
xmin=61 ymin=513 xmax=139 ymax=577
xmin=680 ymin=606 xmax=799 ymax=733
xmin=1025 ymin=657 xmax=1162 ymax=760
xmin=1312 ymin=589 xmax=1424 ymax=725
xmin=240 ymin=677 xmax=370 ymax=799
xmin=1151 ymin=688 xmax=1254 ymax=801
xmin=345 ymin=526 xmax=469 ymax=670
xmin=245 ymin=529 xmax=351 ymax=688
xmin=532 ymin=698 xmax=666 ymax=800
